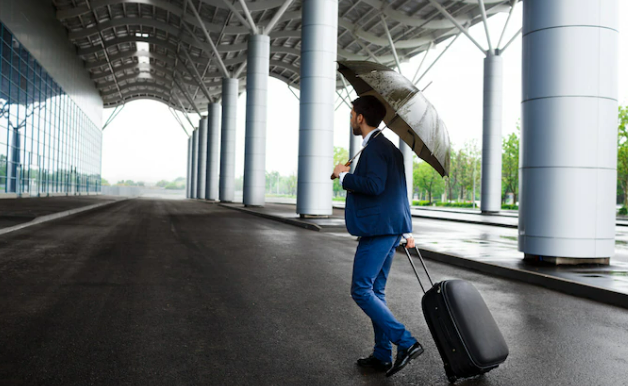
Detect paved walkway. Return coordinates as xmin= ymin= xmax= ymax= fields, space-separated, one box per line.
xmin=1 ymin=198 xmax=627 ymax=385
xmin=0 ymin=195 xmax=122 ymax=228
xmin=222 ymin=201 xmax=628 ymax=309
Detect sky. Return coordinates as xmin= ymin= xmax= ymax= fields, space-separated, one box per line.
xmin=101 ymin=4 xmax=628 ymax=185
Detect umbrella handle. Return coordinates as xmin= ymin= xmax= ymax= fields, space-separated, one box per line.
xmin=330 ymin=161 xmax=352 ymax=180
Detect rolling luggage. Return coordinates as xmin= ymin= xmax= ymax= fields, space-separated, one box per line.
xmin=403 ymin=247 xmax=509 ymax=383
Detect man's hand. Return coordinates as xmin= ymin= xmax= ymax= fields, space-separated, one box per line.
xmin=406 ymin=236 xmax=415 ymax=249
xmin=332 ymin=163 xmax=350 ymax=179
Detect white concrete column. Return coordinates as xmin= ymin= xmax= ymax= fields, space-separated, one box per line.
xmin=206 ymin=103 xmax=221 ymax=201
xmin=191 ymin=128 xmax=198 ymax=199
xmin=297 ymin=0 xmax=338 ymax=216
xmin=399 ymin=139 xmax=414 ymax=203
xmin=520 ymin=0 xmax=618 ymax=264
xmin=219 ymin=78 xmax=238 ymax=202
xmin=186 ymin=136 xmax=192 ymax=198
xmin=243 ymin=34 xmax=270 ymax=207
xmin=197 ymin=117 xmax=208 ymax=200
xmin=480 ymin=54 xmax=503 ymax=213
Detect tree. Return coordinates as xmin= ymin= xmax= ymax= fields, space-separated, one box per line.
xmin=617 ymin=106 xmax=628 ymax=207
xmin=101 ymin=178 xmax=110 ymax=186
xmin=463 ymin=140 xmax=481 ymax=205
xmin=333 ymin=147 xmax=349 ymax=196
xmin=286 ymin=173 xmax=297 ymax=196
xmin=156 ymin=180 xmax=168 ymax=188
xmin=265 ymin=171 xmax=280 ymax=194
xmin=415 ymin=161 xmax=445 ymax=203
xmin=502 ymin=125 xmax=520 ymax=204
xmin=454 ymin=148 xmax=470 ymax=201
xmin=444 ymin=149 xmax=459 ymax=202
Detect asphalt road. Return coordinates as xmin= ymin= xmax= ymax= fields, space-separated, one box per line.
xmin=0 ymin=198 xmax=627 ymax=386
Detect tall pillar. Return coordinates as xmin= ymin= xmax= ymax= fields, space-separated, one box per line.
xmin=399 ymin=139 xmax=414 ymax=203
xmin=197 ymin=117 xmax=208 ymax=200
xmin=349 ymin=126 xmax=361 ymax=174
xmin=519 ymin=0 xmax=618 ymax=265
xmin=191 ymin=128 xmax=198 ymax=199
xmin=186 ymin=136 xmax=192 ymax=198
xmin=297 ymin=0 xmax=338 ymax=217
xmin=480 ymin=54 xmax=503 ymax=213
xmin=219 ymin=78 xmax=238 ymax=202
xmin=206 ymin=103 xmax=221 ymax=201
xmin=243 ymin=34 xmax=270 ymax=207
xmin=8 ymin=127 xmax=20 ymax=193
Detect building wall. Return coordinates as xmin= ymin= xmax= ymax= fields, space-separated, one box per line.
xmin=0 ymin=0 xmax=102 ymax=126
xmin=0 ymin=22 xmax=102 ymax=195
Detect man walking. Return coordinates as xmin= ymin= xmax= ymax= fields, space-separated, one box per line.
xmin=332 ymin=96 xmax=423 ymax=377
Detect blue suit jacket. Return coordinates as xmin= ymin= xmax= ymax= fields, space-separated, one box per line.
xmin=343 ymin=132 xmax=413 ymax=237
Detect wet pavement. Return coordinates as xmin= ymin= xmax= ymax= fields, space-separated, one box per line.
xmin=1 ymin=198 xmax=627 ymax=385
xmin=223 ymin=201 xmax=628 ymax=309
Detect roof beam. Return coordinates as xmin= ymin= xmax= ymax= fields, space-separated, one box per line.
xmin=181 ymin=48 xmax=214 ymax=101
xmin=236 ymin=0 xmax=259 ymax=34
xmin=220 ymin=0 xmax=255 ymax=34
xmin=263 ymin=0 xmax=295 ymax=34
xmin=426 ymin=0 xmax=487 ymax=54
xmin=185 ymin=1 xmax=231 ymax=78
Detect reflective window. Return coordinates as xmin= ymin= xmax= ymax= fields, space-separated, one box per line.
xmin=0 ymin=22 xmax=101 ymax=195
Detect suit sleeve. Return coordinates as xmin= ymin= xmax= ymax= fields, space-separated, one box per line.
xmin=342 ymin=147 xmax=388 ymax=196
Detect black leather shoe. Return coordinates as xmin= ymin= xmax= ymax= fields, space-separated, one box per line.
xmin=385 ymin=342 xmax=424 ymax=377
xmin=356 ymin=354 xmax=392 ymax=372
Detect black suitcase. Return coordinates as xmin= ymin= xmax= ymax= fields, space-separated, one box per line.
xmin=403 ymin=247 xmax=509 ymax=383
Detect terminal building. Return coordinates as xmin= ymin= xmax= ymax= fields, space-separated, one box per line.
xmin=0 ymin=0 xmax=619 ymax=266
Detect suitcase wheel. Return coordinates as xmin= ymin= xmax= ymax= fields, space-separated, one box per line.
xmin=444 ymin=366 xmax=456 ymax=383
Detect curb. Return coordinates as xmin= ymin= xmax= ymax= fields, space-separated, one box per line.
xmin=410 ymin=214 xmax=517 ymax=229
xmin=0 ymin=198 xmax=129 ymax=237
xmin=408 ymin=247 xmax=628 ymax=310
xmin=219 ymin=204 xmax=322 ymax=231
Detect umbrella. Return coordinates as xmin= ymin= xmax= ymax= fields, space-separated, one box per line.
xmin=337 ymin=61 xmax=451 ymax=177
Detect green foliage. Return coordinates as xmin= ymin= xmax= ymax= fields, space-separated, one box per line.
xmin=333 ymin=146 xmax=349 ymax=196
xmin=414 ymin=158 xmax=445 ymax=203
xmin=165 ymin=182 xmax=183 ymax=190
xmin=412 ymin=200 xmax=431 ymax=206
xmin=334 ymin=146 xmax=349 ymax=165
xmin=156 ymin=180 xmax=169 ymax=187
xmin=619 ymin=206 xmax=628 ymax=216
xmin=617 ymin=106 xmax=628 ymax=207
xmin=263 ymin=171 xmax=297 ymax=196
xmin=101 ymin=178 xmax=110 ymax=186
xmin=501 ymin=204 xmax=519 ymax=210
xmin=435 ymin=201 xmax=475 ymax=208
xmin=502 ymin=124 xmax=520 ymax=204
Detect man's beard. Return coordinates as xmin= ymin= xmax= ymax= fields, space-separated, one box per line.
xmin=351 ymin=122 xmax=361 ymax=136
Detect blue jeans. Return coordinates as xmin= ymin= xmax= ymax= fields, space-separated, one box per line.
xmin=351 ymin=234 xmax=417 ymax=363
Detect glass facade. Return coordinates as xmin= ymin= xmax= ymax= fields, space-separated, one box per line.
xmin=0 ymin=22 xmax=101 ymax=196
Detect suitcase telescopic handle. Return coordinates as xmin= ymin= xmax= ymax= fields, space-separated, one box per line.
xmin=403 ymin=246 xmax=434 ymax=294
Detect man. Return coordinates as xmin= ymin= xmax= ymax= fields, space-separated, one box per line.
xmin=332 ymin=95 xmax=423 ymax=377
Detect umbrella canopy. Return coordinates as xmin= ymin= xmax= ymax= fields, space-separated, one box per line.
xmin=338 ymin=61 xmax=451 ymax=177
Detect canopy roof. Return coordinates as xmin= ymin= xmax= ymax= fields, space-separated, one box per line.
xmin=52 ymin=0 xmax=516 ymax=113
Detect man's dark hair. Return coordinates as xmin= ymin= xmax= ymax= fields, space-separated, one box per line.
xmin=352 ymin=96 xmax=386 ymax=128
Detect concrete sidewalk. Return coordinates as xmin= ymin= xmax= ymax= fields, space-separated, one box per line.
xmin=221 ymin=202 xmax=628 ymax=310
xmin=0 ymin=195 xmax=126 ymax=233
